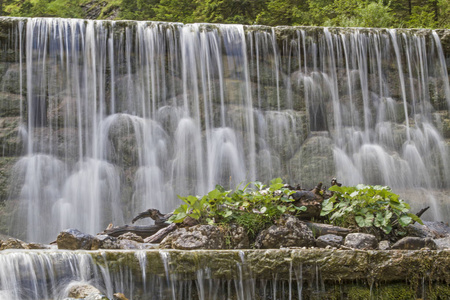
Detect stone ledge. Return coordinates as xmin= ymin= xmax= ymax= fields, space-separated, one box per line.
xmin=90 ymin=248 xmax=450 ymax=283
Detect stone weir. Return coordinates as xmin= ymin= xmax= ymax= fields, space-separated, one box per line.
xmin=0 ymin=249 xmax=449 ymax=299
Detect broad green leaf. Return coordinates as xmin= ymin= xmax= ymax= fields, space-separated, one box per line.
xmin=364 ymin=212 xmax=374 ymax=226
xmin=170 ymin=212 xmax=187 ymax=223
xmin=185 ymin=195 xmax=198 ymax=205
xmin=173 ymin=204 xmax=188 ymax=214
xmin=215 ymin=184 xmax=225 ymax=193
xmin=328 ymin=185 xmax=342 ymax=192
xmin=277 ymin=205 xmax=287 ymax=213
xmin=374 ymin=212 xmax=383 ymax=227
xmin=398 ymin=214 xmax=412 ymax=227
xmin=254 ymin=181 xmax=265 ymax=190
xmin=320 ymin=199 xmax=334 ymax=215
xmin=383 ymin=211 xmax=393 ymax=226
xmin=330 ymin=210 xmax=343 ymax=220
xmin=270 ymin=177 xmax=283 ymax=185
xmin=189 ymin=212 xmax=201 ymax=220
xmin=382 ymin=224 xmax=392 ymax=234
xmin=407 ymin=213 xmax=423 ymax=225
xmin=223 ymin=210 xmax=233 ymax=218
xmin=355 ymin=215 xmax=365 ymax=227
xmin=235 ymin=189 xmax=244 ymax=196
xmin=281 ymin=196 xmax=292 ymax=202
xmin=208 ymin=189 xmax=221 ymax=199
xmin=270 ymin=178 xmax=284 ymax=190
xmin=294 ymin=205 xmax=307 ymax=211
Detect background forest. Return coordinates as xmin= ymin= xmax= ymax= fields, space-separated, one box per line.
xmin=0 ymin=0 xmax=448 ymax=29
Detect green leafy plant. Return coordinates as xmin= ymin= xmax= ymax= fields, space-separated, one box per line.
xmin=320 ymin=184 xmax=423 ymax=234
xmin=168 ymin=178 xmax=306 ymax=237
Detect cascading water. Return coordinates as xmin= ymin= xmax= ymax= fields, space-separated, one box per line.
xmin=0 ymin=18 xmax=448 ymax=243
xmin=0 ymin=249 xmax=448 ymax=300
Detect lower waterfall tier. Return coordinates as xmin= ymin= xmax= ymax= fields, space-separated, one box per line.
xmin=0 ymin=249 xmax=448 ymax=299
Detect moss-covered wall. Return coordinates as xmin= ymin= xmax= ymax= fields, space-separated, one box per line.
xmin=88 ymin=249 xmax=450 ymax=299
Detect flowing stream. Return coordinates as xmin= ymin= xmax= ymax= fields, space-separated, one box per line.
xmin=0 ymin=18 xmax=448 ymax=243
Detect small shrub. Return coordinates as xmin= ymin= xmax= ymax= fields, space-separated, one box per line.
xmin=168 ymin=178 xmax=306 ymax=237
xmin=320 ymin=184 xmax=422 ymax=234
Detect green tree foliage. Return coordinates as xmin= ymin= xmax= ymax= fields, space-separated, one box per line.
xmin=195 ymin=0 xmax=267 ymax=25
xmin=256 ymin=0 xmax=308 ymax=26
xmin=0 ymin=0 xmax=448 ymax=29
xmin=321 ymin=0 xmax=395 ymax=28
xmin=45 ymin=0 xmax=84 ymax=18
xmin=153 ymin=0 xmax=197 ymax=23
xmin=406 ymin=5 xmax=437 ymax=28
xmin=120 ymin=0 xmax=159 ymax=20
xmin=437 ymin=0 xmax=450 ymax=28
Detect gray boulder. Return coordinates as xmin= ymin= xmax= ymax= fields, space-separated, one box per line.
xmin=160 ymin=225 xmax=225 ymax=250
xmin=255 ymin=216 xmax=315 ymax=249
xmin=228 ymin=224 xmax=250 ymax=249
xmin=316 ymin=234 xmax=343 ymax=248
xmin=391 ymin=237 xmax=437 ymax=250
xmin=422 ymin=221 xmax=450 ymax=237
xmin=96 ymin=235 xmax=120 ymax=250
xmin=57 ymin=229 xmax=98 ymax=250
xmin=0 ymin=238 xmax=26 ymax=250
xmin=118 ymin=232 xmax=144 ymax=243
xmin=434 ymin=237 xmax=450 ymax=250
xmin=406 ymin=221 xmax=450 ymax=239
xmin=378 ymin=240 xmax=390 ymax=250
xmin=65 ymin=283 xmax=108 ymax=300
xmin=344 ymin=233 xmax=378 ymax=250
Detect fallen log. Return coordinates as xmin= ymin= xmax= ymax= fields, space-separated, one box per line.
xmin=102 ymin=208 xmax=172 ymax=238
xmin=102 ymin=223 xmax=169 ymax=238
xmin=132 ymin=208 xmax=173 ymax=224
xmin=144 ymin=223 xmax=177 ymax=243
xmin=415 ymin=206 xmax=430 ymax=220
xmin=305 ymin=222 xmax=352 ymax=237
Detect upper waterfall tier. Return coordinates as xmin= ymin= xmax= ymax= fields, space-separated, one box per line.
xmin=0 ymin=17 xmax=449 ymax=242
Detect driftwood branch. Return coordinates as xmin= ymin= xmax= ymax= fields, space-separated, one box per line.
xmin=131 ymin=209 xmax=172 ymax=224
xmin=415 ymin=206 xmax=430 ymax=220
xmin=102 ymin=223 xmax=169 ymax=238
xmin=144 ymin=223 xmax=177 ymax=243
xmin=102 ymin=209 xmax=173 ymax=238
xmin=305 ymin=222 xmax=351 ymax=237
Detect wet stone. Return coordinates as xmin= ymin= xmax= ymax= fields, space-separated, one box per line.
xmin=118 ymin=232 xmax=144 ymax=243
xmin=255 ymin=216 xmax=315 ymax=249
xmin=0 ymin=238 xmax=26 ymax=250
xmin=160 ymin=225 xmax=225 ymax=250
xmin=57 ymin=229 xmax=98 ymax=250
xmin=227 ymin=224 xmax=250 ymax=249
xmin=316 ymin=234 xmax=343 ymax=248
xmin=391 ymin=237 xmax=437 ymax=250
xmin=65 ymin=283 xmax=108 ymax=300
xmin=96 ymin=235 xmax=120 ymax=249
xmin=378 ymin=240 xmax=390 ymax=250
xmin=344 ymin=233 xmax=378 ymax=250
xmin=434 ymin=237 xmax=450 ymax=250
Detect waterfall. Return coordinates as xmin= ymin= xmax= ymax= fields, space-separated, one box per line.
xmin=0 ymin=18 xmax=448 ymax=242
xmin=0 ymin=249 xmax=448 ymax=300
